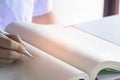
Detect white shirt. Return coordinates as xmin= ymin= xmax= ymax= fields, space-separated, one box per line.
xmin=0 ymin=0 xmax=53 ymax=31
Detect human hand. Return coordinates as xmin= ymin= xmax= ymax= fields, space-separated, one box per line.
xmin=0 ymin=34 xmax=25 ymax=66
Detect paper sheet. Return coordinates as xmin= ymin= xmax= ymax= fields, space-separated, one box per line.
xmin=0 ymin=42 xmax=88 ymax=80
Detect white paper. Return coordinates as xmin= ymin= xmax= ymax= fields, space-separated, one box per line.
xmin=0 ymin=42 xmax=88 ymax=80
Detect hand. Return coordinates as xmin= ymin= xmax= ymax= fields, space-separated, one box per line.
xmin=0 ymin=34 xmax=25 ymax=66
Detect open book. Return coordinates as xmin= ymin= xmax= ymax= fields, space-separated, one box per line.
xmin=2 ymin=21 xmax=120 ymax=80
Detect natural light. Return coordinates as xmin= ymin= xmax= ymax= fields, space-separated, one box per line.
xmin=53 ymin=0 xmax=104 ymax=25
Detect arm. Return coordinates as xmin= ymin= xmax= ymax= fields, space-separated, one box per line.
xmin=32 ymin=0 xmax=57 ymax=24
xmin=32 ymin=12 xmax=56 ymax=24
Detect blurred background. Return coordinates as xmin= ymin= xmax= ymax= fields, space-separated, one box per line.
xmin=53 ymin=0 xmax=104 ymax=25
xmin=53 ymin=0 xmax=120 ymax=25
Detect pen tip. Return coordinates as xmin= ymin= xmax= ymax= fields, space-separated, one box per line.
xmin=24 ymin=50 xmax=33 ymax=58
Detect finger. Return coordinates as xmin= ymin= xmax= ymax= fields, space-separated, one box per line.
xmin=6 ymin=35 xmax=24 ymax=46
xmin=0 ymin=59 xmax=14 ymax=64
xmin=0 ymin=48 xmax=23 ymax=59
xmin=0 ymin=36 xmax=25 ymax=53
xmin=0 ymin=59 xmax=15 ymax=67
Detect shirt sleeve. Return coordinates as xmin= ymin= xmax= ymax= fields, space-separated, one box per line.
xmin=5 ymin=0 xmax=34 ymax=22
xmin=0 ymin=0 xmax=34 ymax=30
xmin=33 ymin=0 xmax=53 ymax=16
xmin=0 ymin=0 xmax=53 ymax=30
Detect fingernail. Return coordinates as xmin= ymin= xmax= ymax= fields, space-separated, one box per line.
xmin=18 ymin=45 xmax=26 ymax=53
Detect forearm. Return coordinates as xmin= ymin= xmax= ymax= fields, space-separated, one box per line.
xmin=32 ymin=12 xmax=57 ymax=24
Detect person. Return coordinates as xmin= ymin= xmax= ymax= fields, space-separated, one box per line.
xmin=0 ymin=0 xmax=55 ymax=65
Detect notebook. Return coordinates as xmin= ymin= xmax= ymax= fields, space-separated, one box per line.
xmin=3 ymin=20 xmax=120 ymax=80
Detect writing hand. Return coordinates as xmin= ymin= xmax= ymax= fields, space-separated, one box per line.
xmin=0 ymin=34 xmax=25 ymax=66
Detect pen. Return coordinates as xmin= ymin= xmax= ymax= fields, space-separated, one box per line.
xmin=0 ymin=31 xmax=33 ymax=58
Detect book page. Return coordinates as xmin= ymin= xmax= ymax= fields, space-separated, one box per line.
xmin=0 ymin=42 xmax=89 ymax=80
xmin=5 ymin=22 xmax=98 ymax=74
xmin=6 ymin=22 xmax=120 ymax=80
xmin=73 ymin=15 xmax=120 ymax=46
